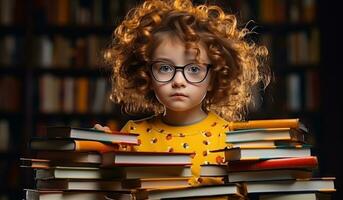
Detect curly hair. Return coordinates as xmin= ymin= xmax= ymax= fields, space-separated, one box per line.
xmin=104 ymin=0 xmax=270 ymax=121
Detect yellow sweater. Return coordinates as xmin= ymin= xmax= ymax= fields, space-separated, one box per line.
xmin=120 ymin=111 xmax=231 ymax=186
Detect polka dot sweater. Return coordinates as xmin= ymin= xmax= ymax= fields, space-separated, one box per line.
xmin=120 ymin=111 xmax=231 ymax=186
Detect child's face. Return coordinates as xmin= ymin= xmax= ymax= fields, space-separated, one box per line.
xmin=150 ymin=32 xmax=212 ymax=112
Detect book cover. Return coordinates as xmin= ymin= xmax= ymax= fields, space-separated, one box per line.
xmin=29 ymin=138 xmax=119 ymax=153
xmin=46 ymin=126 xmax=139 ymax=144
xmin=229 ymin=119 xmax=306 ymax=131
xmin=227 ymin=156 xmax=318 ymax=172
xmin=211 ymin=146 xmax=312 ymax=161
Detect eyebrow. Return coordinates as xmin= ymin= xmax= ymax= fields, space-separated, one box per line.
xmin=152 ymin=57 xmax=175 ymax=64
xmin=152 ymin=57 xmax=202 ymax=64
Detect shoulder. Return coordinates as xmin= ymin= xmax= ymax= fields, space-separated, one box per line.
xmin=120 ymin=115 xmax=157 ymax=132
xmin=208 ymin=111 xmax=230 ymax=128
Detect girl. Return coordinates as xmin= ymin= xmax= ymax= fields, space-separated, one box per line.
xmin=95 ymin=0 xmax=270 ymax=186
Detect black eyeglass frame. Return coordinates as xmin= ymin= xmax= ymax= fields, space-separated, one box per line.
xmin=150 ymin=61 xmax=212 ymax=83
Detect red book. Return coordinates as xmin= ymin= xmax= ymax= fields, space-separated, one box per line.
xmin=227 ymin=156 xmax=318 ymax=172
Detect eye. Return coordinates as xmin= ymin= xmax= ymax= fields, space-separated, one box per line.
xmin=186 ymin=64 xmax=201 ymax=73
xmin=159 ymin=64 xmax=174 ymax=73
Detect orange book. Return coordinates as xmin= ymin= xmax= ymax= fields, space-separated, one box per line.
xmin=76 ymin=78 xmax=88 ymax=113
xmin=74 ymin=140 xmax=119 ymax=152
xmin=30 ymin=138 xmax=119 ymax=153
xmin=229 ymin=119 xmax=300 ymax=130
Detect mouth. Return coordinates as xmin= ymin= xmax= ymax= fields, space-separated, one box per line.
xmin=170 ymin=93 xmax=188 ymax=97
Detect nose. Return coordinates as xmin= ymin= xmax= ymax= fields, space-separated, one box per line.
xmin=171 ymin=70 xmax=186 ymax=88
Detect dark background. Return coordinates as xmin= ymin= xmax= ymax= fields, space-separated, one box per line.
xmin=0 ymin=0 xmax=341 ymax=199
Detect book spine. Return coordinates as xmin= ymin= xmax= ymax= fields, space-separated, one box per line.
xmin=228 ymin=156 xmax=318 ymax=172
xmin=229 ymin=119 xmax=299 ymax=130
xmin=74 ymin=140 xmax=119 ymax=153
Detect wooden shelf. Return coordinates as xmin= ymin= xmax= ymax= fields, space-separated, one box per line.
xmin=33 ymin=25 xmax=114 ymax=36
xmin=253 ymin=22 xmax=318 ymax=34
xmin=0 ymin=25 xmax=25 ymax=35
xmin=32 ymin=67 xmax=112 ymax=77
xmin=0 ymin=66 xmax=26 ymax=76
xmin=36 ymin=112 xmax=119 ymax=119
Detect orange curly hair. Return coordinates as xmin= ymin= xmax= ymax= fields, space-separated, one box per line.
xmin=104 ymin=0 xmax=270 ymax=121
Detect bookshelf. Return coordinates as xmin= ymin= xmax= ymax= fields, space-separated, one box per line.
xmin=1 ymin=0 xmax=337 ymax=199
xmin=0 ymin=0 xmax=137 ymax=199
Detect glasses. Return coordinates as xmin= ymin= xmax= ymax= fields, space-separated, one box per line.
xmin=150 ymin=61 xmax=212 ymax=83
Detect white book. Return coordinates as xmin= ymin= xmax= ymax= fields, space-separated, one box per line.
xmin=40 ymin=75 xmax=56 ymax=113
xmin=40 ymin=36 xmax=53 ymax=67
xmin=63 ymin=77 xmax=74 ymax=113
xmin=259 ymin=192 xmax=332 ymax=200
xmin=227 ymin=169 xmax=312 ymax=182
xmin=245 ymin=178 xmax=336 ymax=193
xmin=25 ymin=189 xmax=107 ymax=200
xmin=287 ymin=73 xmax=301 ymax=111
xmin=91 ymin=78 xmax=106 ymax=113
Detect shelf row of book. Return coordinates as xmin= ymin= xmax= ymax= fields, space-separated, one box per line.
xmin=0 ymin=34 xmax=108 ymax=68
xmin=0 ymin=29 xmax=319 ymax=69
xmin=252 ymin=71 xmax=320 ymax=113
xmin=230 ymin=0 xmax=316 ymax=24
xmin=261 ymin=28 xmax=320 ymax=66
xmin=1 ymin=0 xmax=317 ymax=27
xmin=39 ymin=70 xmax=321 ymax=113
xmin=257 ymin=0 xmax=316 ymax=23
xmin=0 ymin=72 xmax=320 ymax=116
xmin=39 ymin=75 xmax=113 ymax=114
xmin=0 ymin=0 xmax=136 ymax=26
xmin=21 ymin=118 xmax=335 ymax=199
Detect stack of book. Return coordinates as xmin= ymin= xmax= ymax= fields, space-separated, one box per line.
xmin=200 ymin=118 xmax=336 ymax=200
xmin=21 ymin=126 xmax=245 ymax=200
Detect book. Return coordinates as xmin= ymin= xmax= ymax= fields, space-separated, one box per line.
xmin=25 ymin=189 xmax=107 ymax=200
xmin=227 ymin=169 xmax=312 ymax=182
xmin=46 ymin=126 xmax=139 ymax=144
xmin=259 ymin=192 xmax=332 ymax=200
xmin=104 ymin=190 xmax=149 ymax=200
xmin=122 ymin=177 xmax=191 ymax=189
xmin=29 ymin=138 xmax=119 ymax=153
xmin=33 ymin=165 xmax=192 ymax=180
xmin=21 ymin=157 xmax=99 ymax=169
xmin=200 ymin=164 xmax=228 ymax=177
xmin=106 ymin=184 xmax=244 ymax=200
xmin=34 ymin=166 xmax=123 ymax=180
xmin=226 ymin=156 xmax=318 ymax=172
xmin=229 ymin=118 xmax=308 ymax=132
xmin=211 ymin=146 xmax=311 ymax=161
xmin=244 ymin=177 xmax=336 ymax=193
xmin=101 ymin=151 xmax=192 ymax=166
xmin=36 ymin=179 xmax=139 ymax=191
xmin=200 ymin=166 xmax=313 ymax=182
xmin=225 ymin=128 xmax=308 ymax=143
xmin=229 ymin=140 xmax=304 ymax=148
xmin=21 ymin=158 xmax=52 ymax=169
xmin=146 ymin=184 xmax=244 ymax=199
xmin=110 ymin=165 xmax=192 ymax=179
xmin=36 ymin=151 xmax=101 ymax=164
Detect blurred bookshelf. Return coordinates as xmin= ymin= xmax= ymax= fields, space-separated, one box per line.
xmin=0 ymin=0 xmax=137 ymax=199
xmin=0 ymin=0 xmax=338 ymax=200
xmin=221 ymin=0 xmax=323 ymax=172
